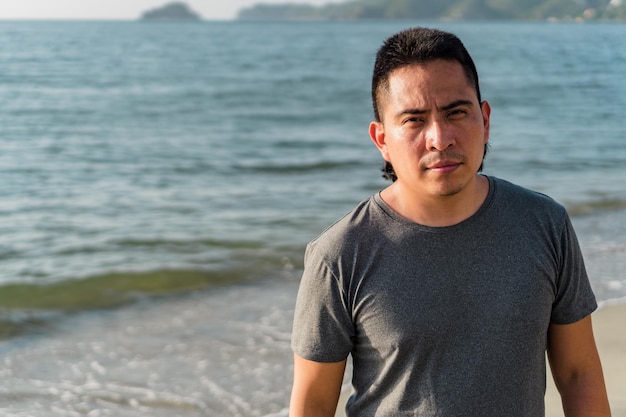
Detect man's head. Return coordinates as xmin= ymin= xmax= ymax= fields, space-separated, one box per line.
xmin=371 ymin=27 xmax=487 ymax=181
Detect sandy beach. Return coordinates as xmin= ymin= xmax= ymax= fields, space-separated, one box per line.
xmin=335 ymin=302 xmax=626 ymax=417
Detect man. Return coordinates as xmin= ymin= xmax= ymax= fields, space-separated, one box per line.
xmin=289 ymin=27 xmax=611 ymax=417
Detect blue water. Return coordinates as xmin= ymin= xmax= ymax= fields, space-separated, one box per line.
xmin=0 ymin=20 xmax=624 ymax=416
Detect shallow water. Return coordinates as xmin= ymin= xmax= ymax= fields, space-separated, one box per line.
xmin=0 ymin=279 xmax=297 ymax=417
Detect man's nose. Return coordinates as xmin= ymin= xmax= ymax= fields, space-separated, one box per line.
xmin=425 ymin=120 xmax=453 ymax=151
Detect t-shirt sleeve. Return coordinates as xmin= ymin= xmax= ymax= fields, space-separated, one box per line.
xmin=291 ymin=243 xmax=354 ymax=363
xmin=550 ymin=214 xmax=598 ymax=324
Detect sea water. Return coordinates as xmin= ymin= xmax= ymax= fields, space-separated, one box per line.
xmin=0 ymin=20 xmax=624 ymax=416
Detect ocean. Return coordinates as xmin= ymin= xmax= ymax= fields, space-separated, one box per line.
xmin=0 ymin=20 xmax=624 ymax=416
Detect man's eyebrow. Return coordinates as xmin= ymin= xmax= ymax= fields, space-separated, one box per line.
xmin=396 ymin=107 xmax=428 ymax=118
xmin=395 ymin=100 xmax=475 ymax=119
xmin=439 ymin=99 xmax=474 ymax=111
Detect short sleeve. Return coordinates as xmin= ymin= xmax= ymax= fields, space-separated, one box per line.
xmin=550 ymin=215 xmax=597 ymax=324
xmin=291 ymin=243 xmax=354 ymax=363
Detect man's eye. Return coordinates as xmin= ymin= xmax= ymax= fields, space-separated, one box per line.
xmin=448 ymin=109 xmax=467 ymax=119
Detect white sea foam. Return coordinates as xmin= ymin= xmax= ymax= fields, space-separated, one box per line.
xmin=0 ymin=280 xmax=298 ymax=416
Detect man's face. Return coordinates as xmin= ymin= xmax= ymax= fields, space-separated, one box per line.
xmin=370 ymin=59 xmax=491 ymax=200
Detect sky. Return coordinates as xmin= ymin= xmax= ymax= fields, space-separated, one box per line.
xmin=0 ymin=0 xmax=336 ymax=20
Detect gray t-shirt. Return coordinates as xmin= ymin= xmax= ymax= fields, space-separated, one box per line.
xmin=291 ymin=176 xmax=597 ymax=417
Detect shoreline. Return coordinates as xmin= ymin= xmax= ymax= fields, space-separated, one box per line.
xmin=334 ymin=301 xmax=626 ymax=417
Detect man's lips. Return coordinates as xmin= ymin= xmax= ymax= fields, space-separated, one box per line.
xmin=426 ymin=160 xmax=462 ymax=173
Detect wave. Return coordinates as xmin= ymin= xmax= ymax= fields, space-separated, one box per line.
xmin=0 ymin=267 xmax=260 ymax=341
xmin=237 ymin=159 xmax=364 ymax=174
xmin=566 ymin=198 xmax=626 ymax=217
xmin=110 ymin=237 xmax=265 ymax=250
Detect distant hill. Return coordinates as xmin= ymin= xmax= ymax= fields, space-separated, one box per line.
xmin=237 ymin=0 xmax=626 ymax=21
xmin=141 ymin=2 xmax=202 ymax=20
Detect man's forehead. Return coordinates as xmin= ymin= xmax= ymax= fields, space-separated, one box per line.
xmin=387 ymin=63 xmax=472 ymax=97
xmin=381 ymin=61 xmax=477 ymax=102
xmin=388 ymin=61 xmax=468 ymax=84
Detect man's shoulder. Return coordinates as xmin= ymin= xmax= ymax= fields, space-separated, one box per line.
xmin=489 ymin=176 xmax=569 ymax=223
xmin=491 ymin=176 xmax=566 ymax=211
xmin=307 ymin=195 xmax=383 ymax=255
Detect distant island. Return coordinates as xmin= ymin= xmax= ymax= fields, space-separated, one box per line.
xmin=141 ymin=2 xmax=202 ymax=20
xmin=238 ymin=0 xmax=626 ymax=21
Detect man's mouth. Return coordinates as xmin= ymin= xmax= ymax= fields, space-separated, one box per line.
xmin=427 ymin=160 xmax=461 ymax=173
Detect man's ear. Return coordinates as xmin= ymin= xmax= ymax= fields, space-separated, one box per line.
xmin=481 ymin=100 xmax=491 ymax=144
xmin=369 ymin=121 xmax=390 ymax=161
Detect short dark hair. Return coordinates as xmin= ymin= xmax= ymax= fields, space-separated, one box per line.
xmin=371 ymin=27 xmax=487 ymax=181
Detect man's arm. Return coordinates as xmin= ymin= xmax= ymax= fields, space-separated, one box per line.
xmin=547 ymin=314 xmax=611 ymax=417
xmin=289 ymin=354 xmax=347 ymax=417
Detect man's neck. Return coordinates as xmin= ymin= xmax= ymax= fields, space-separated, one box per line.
xmin=380 ymin=175 xmax=490 ymax=227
